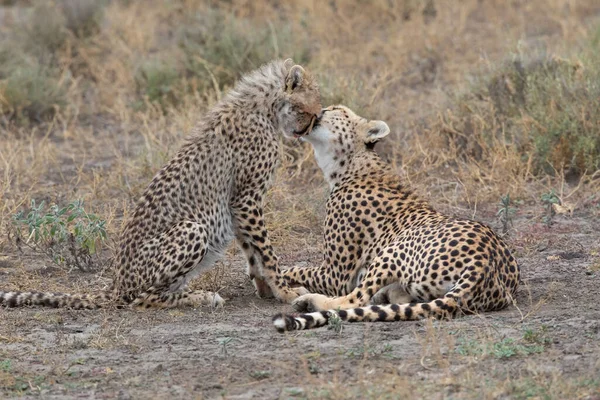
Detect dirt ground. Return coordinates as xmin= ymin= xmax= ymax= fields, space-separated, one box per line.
xmin=1 ymin=209 xmax=599 ymax=399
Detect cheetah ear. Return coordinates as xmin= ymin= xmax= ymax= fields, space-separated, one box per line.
xmin=283 ymin=58 xmax=294 ymax=69
xmin=364 ymin=120 xmax=390 ymax=143
xmin=286 ymin=65 xmax=305 ymax=93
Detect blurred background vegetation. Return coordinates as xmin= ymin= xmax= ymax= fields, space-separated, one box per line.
xmin=0 ymin=0 xmax=599 ymax=249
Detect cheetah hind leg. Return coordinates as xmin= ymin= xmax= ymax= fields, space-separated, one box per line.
xmin=133 ymin=220 xmax=227 ymax=309
xmin=371 ymin=282 xmax=413 ymax=305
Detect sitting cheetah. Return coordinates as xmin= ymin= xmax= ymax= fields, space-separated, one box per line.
xmin=273 ymin=105 xmax=520 ymax=332
xmin=1 ymin=59 xmax=321 ymax=310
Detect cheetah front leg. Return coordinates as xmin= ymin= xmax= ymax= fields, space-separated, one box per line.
xmin=281 ymin=262 xmax=357 ymax=297
xmin=237 ymin=235 xmax=274 ymax=299
xmin=232 ymin=200 xmax=305 ymax=303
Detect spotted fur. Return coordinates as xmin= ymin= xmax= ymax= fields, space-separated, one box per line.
xmin=1 ymin=59 xmax=321 ymax=310
xmin=274 ymin=105 xmax=519 ymax=332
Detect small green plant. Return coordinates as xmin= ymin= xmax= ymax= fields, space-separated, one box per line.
xmin=382 ymin=343 xmax=394 ymax=353
xmin=308 ymin=361 xmax=320 ymax=375
xmin=216 ymin=337 xmax=238 ymax=357
xmin=249 ymin=370 xmax=271 ymax=380
xmin=304 ymin=350 xmax=321 ymax=375
xmin=12 ymin=199 xmax=107 ymax=271
xmin=0 ymin=359 xmax=12 ymax=372
xmin=541 ymin=190 xmax=561 ymax=226
xmin=344 ymin=343 xmax=394 ymax=359
xmin=284 ymin=387 xmax=304 ymax=397
xmin=492 ymin=338 xmax=543 ymax=359
xmin=497 ymin=194 xmax=517 ymax=235
xmin=455 ymin=336 xmax=546 ymax=360
xmin=455 ymin=338 xmax=485 ymax=357
xmin=327 ymin=310 xmax=344 ymax=334
xmin=523 ymin=325 xmax=552 ymax=346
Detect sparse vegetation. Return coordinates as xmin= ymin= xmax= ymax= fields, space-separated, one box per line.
xmin=249 ymin=370 xmax=271 ymax=380
xmin=433 ymin=32 xmax=600 ymax=182
xmin=455 ymin=328 xmax=551 ymax=360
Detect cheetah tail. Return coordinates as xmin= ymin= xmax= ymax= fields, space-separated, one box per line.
xmin=272 ymin=297 xmax=459 ymax=332
xmin=0 ymin=290 xmax=112 ymax=310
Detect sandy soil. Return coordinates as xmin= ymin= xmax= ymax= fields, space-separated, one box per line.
xmin=1 ymin=209 xmax=599 ymax=399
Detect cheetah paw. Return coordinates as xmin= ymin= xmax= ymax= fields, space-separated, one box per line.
xmin=370 ymin=289 xmax=389 ymax=305
xmin=292 ymin=293 xmax=330 ymax=312
xmin=211 ymin=293 xmax=225 ymax=308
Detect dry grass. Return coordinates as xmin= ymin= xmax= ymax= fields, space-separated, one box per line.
xmin=1 ymin=1 xmax=600 ymax=398
xmin=1 ymin=0 xmax=599 ymax=244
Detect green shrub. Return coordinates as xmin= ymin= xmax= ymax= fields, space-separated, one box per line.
xmin=135 ymin=59 xmax=181 ymax=110
xmin=0 ymin=53 xmax=67 ymax=123
xmin=24 ymin=2 xmax=69 ymax=56
xmin=12 ymin=199 xmax=107 ymax=271
xmin=0 ymin=1 xmax=106 ymax=123
xmin=438 ymin=25 xmax=600 ymax=178
xmin=178 ymin=8 xmax=311 ymax=91
xmin=58 ymin=0 xmax=105 ymax=38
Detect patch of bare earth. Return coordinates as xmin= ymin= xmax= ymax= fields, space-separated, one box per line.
xmin=1 ymin=210 xmax=599 ymax=399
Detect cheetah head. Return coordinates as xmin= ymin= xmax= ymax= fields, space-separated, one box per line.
xmin=279 ymin=59 xmax=321 ymax=139
xmin=304 ymin=105 xmax=390 ymax=186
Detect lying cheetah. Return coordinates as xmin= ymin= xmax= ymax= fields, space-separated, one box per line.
xmin=1 ymin=59 xmax=321 ymax=309
xmin=274 ymin=105 xmax=520 ymax=332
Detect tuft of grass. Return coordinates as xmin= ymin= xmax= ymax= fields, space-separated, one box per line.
xmin=58 ymin=0 xmax=106 ymax=38
xmin=327 ymin=310 xmax=344 ymax=334
xmin=217 ymin=336 xmax=238 ymax=357
xmin=249 ymin=370 xmax=271 ymax=380
xmin=25 ymin=2 xmax=69 ymax=56
xmin=523 ymin=325 xmax=552 ymax=346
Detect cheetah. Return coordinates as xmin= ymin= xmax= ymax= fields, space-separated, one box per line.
xmin=1 ymin=59 xmax=321 ymax=310
xmin=273 ymin=105 xmax=520 ymax=332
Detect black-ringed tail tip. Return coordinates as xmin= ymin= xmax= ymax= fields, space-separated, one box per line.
xmin=273 ymin=300 xmax=463 ymax=332
xmin=273 ymin=311 xmax=337 ymax=333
